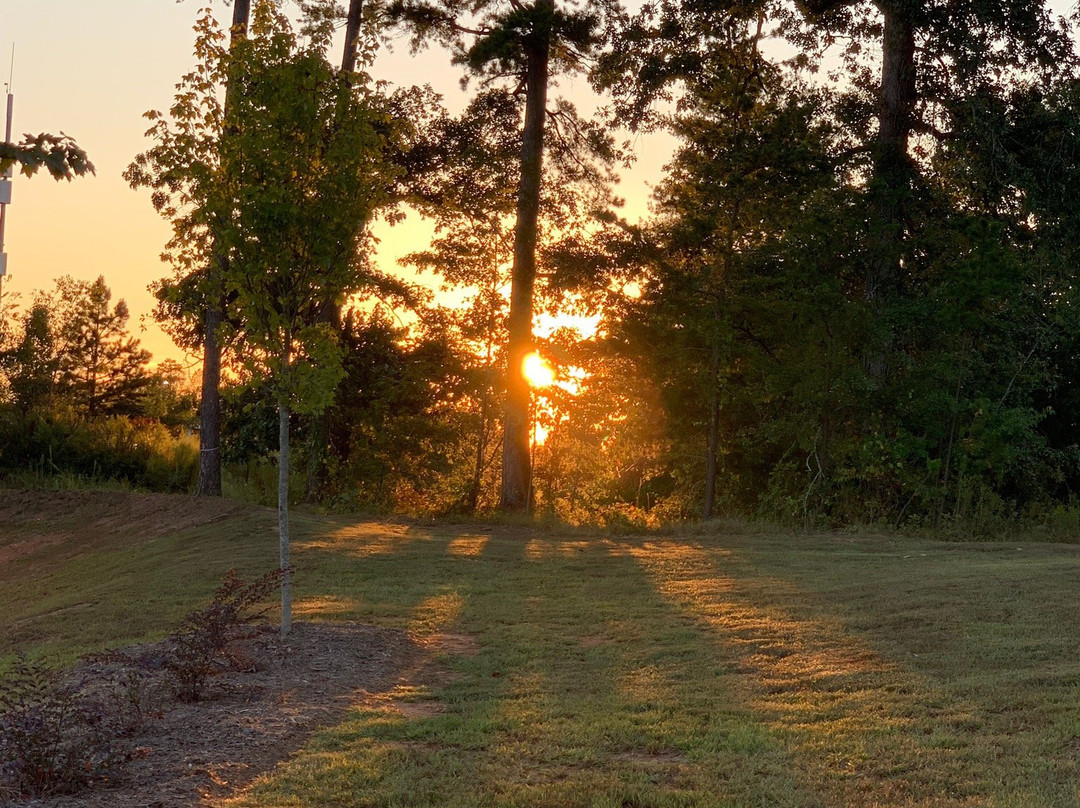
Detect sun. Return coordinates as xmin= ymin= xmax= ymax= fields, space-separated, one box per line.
xmin=523 ymin=352 xmax=555 ymax=388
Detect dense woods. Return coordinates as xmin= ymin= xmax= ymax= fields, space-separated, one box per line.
xmin=4 ymin=0 xmax=1080 ymax=531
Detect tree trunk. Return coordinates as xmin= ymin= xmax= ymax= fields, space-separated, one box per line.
xmin=197 ymin=301 xmax=223 ymax=496
xmin=703 ymin=341 xmax=722 ymax=520
xmin=865 ymin=2 xmax=915 ymax=374
xmin=198 ymin=0 xmax=251 ymax=497
xmin=500 ymin=0 xmax=552 ymax=512
xmin=467 ymin=389 xmax=490 ymax=513
xmin=230 ymin=0 xmax=251 ymax=36
xmin=278 ymin=396 xmax=292 ymax=637
xmin=342 ymin=0 xmax=365 ymax=74
xmin=303 ymin=0 xmax=367 ymax=505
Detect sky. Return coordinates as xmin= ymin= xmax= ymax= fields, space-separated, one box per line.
xmin=1 ymin=0 xmax=672 ymax=366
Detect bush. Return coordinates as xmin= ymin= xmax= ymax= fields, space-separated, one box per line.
xmin=0 ymin=569 xmax=284 ymax=799
xmin=0 ymin=406 xmax=198 ymax=492
xmin=0 ymin=656 xmax=133 ymax=799
xmin=167 ymin=568 xmax=285 ymax=702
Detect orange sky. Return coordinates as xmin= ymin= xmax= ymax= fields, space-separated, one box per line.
xmin=2 ymin=0 xmax=673 ymax=366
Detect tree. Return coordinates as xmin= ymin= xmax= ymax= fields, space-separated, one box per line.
xmin=2 ymin=303 xmax=58 ymax=414
xmin=126 ymin=1 xmax=252 ymax=498
xmin=221 ymin=0 xmax=393 ymax=634
xmin=586 ymin=0 xmax=1080 ymax=523
xmin=303 ymin=0 xmax=379 ymax=503
xmin=397 ymin=90 xmax=523 ymax=511
xmin=49 ymin=276 xmax=152 ymax=418
xmin=387 ymin=0 xmax=619 ymax=511
xmin=786 ymin=0 xmax=1072 ymax=314
xmin=196 ymin=0 xmax=252 ymax=498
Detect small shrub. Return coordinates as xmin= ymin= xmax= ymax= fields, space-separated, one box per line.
xmin=167 ymin=568 xmax=285 ymax=702
xmin=0 ymin=656 xmax=130 ymax=799
xmin=81 ymin=648 xmax=172 ymax=729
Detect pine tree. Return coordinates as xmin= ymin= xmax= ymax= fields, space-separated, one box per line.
xmin=51 ymin=276 xmax=152 ymax=418
xmin=386 ymin=0 xmax=619 ymax=510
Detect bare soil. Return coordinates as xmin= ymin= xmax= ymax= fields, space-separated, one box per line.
xmin=14 ymin=622 xmax=430 ymax=808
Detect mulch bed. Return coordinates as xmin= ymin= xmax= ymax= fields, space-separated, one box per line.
xmin=13 ymin=622 xmax=425 ymax=808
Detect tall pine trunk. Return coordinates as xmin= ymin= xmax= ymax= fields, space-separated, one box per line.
xmin=500 ymin=0 xmax=552 ymax=512
xmin=198 ymin=0 xmax=251 ymax=497
xmin=703 ymin=341 xmax=722 ymax=520
xmin=342 ymin=0 xmax=365 ymax=74
xmin=304 ymin=0 xmax=366 ymax=504
xmin=865 ymin=2 xmax=915 ymax=376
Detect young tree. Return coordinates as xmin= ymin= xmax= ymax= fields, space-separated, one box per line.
xmin=221 ymin=1 xmax=392 ymax=634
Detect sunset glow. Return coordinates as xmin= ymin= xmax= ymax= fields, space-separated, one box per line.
xmin=523 ymin=351 xmax=555 ymax=388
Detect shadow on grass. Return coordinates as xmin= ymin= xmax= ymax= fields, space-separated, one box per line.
xmin=241 ymin=525 xmax=817 ymax=808
xmin=234 ymin=521 xmax=1080 ymax=808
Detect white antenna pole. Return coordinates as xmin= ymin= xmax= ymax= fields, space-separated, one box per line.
xmin=0 ymin=45 xmax=13 ymax=318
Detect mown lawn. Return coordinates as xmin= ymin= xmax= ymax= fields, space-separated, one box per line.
xmin=3 ymin=492 xmax=1080 ymax=807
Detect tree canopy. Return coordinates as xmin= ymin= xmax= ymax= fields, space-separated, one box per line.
xmin=9 ymin=0 xmax=1080 ymax=532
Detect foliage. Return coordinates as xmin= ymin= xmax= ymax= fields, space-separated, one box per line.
xmin=138 ymin=359 xmax=200 ymax=435
xmin=387 ymin=0 xmax=622 ymax=511
xmin=0 ymin=564 xmax=280 ymax=798
xmin=0 ymin=276 xmax=197 ymax=493
xmin=326 ymin=310 xmax=473 ymax=512
xmin=167 ymin=568 xmax=284 ymax=702
xmin=1 ymin=276 xmax=155 ymax=419
xmin=49 ymin=276 xmax=154 ymax=418
xmin=553 ymin=0 xmax=1080 ymax=526
xmin=2 ymin=303 xmax=57 ymax=415
xmin=0 ymin=134 xmax=94 ymax=181
xmin=124 ymin=6 xmax=233 ymax=351
xmin=0 ymin=656 xmax=130 ymax=799
xmin=106 ymin=0 xmax=1080 ymax=527
xmin=219 ymin=309 xmax=477 ymax=514
xmin=0 ymin=407 xmax=198 ymax=492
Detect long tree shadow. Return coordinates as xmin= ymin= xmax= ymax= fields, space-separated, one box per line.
xmin=623 ymin=535 xmax=1080 ymax=807
xmin=229 ymin=520 xmax=1080 ymax=808
xmin=236 ymin=523 xmax=820 ymax=807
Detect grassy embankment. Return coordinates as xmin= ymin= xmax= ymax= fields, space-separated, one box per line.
xmin=2 ymin=489 xmax=1080 ymax=807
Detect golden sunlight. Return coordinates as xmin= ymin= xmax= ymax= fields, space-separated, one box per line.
xmin=523 ymin=351 xmax=556 ymax=388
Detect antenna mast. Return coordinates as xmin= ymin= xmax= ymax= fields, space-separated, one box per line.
xmin=0 ymin=44 xmax=13 ymax=315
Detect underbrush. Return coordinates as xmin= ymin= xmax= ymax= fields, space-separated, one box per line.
xmin=0 ymin=408 xmax=198 ymax=493
xmin=0 ymin=655 xmax=138 ymax=799
xmin=0 ymin=569 xmax=282 ymax=800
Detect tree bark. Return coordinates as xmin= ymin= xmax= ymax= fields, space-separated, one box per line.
xmin=866 ymin=3 xmax=915 ymax=309
xmin=703 ymin=341 xmax=722 ymax=520
xmin=278 ymin=395 xmax=292 ymax=637
xmin=342 ymin=0 xmax=365 ymax=74
xmin=500 ymin=0 xmax=552 ymax=512
xmin=197 ymin=301 xmax=224 ymax=496
xmin=198 ymin=0 xmax=251 ymax=497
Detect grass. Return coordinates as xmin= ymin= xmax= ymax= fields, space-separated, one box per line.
xmin=3 ymin=492 xmax=1080 ymax=806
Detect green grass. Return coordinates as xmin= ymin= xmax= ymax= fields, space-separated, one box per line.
xmin=3 ymin=493 xmax=1080 ymax=806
